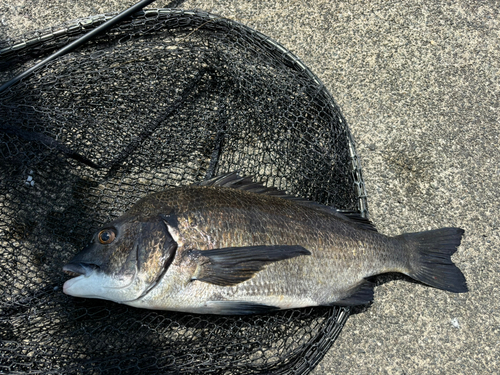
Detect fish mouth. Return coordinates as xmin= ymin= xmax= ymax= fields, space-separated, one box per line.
xmin=62 ymin=262 xmax=102 ymax=296
xmin=63 ymin=262 xmax=99 ymax=277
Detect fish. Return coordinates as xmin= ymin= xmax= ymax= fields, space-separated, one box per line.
xmin=62 ymin=173 xmax=467 ymax=315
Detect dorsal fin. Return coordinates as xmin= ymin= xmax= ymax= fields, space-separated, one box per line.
xmin=198 ymin=173 xmax=376 ymax=231
xmin=199 ymin=172 xmax=287 ymax=196
xmin=199 ymin=172 xmax=311 ymax=202
xmin=335 ymin=210 xmax=377 ymax=231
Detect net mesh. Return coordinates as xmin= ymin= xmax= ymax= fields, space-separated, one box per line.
xmin=0 ymin=9 xmax=367 ymax=374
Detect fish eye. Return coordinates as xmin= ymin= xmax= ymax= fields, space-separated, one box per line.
xmin=98 ymin=229 xmax=116 ymax=244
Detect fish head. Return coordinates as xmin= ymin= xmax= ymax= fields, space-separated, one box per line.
xmin=62 ymin=214 xmax=177 ymax=303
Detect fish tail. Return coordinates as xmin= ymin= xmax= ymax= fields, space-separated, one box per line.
xmin=396 ymin=227 xmax=468 ymax=293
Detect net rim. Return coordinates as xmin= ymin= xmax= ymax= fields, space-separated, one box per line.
xmin=0 ymin=7 xmax=368 ymax=217
xmin=0 ymin=8 xmax=371 ymax=374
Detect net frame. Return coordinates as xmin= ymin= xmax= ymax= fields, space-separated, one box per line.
xmin=0 ymin=8 xmax=368 ymax=375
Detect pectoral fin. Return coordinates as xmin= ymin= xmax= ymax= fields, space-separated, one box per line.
xmin=190 ymin=245 xmax=311 ymax=286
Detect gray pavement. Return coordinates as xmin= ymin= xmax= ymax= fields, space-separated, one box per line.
xmin=2 ymin=1 xmax=499 ymax=374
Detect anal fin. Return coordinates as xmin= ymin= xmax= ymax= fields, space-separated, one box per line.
xmin=332 ymin=280 xmax=375 ymax=306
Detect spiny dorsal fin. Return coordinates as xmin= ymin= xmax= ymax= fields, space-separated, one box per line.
xmin=198 ymin=173 xmax=376 ymax=231
xmin=199 ymin=172 xmax=287 ymax=197
xmin=199 ymin=172 xmax=313 ymax=202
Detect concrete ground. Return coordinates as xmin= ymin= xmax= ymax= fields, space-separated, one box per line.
xmin=2 ymin=1 xmax=499 ymax=374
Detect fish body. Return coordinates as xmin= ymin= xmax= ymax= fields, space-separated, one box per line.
xmin=63 ymin=174 xmax=467 ymax=314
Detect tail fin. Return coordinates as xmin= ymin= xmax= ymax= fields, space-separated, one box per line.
xmin=397 ymin=228 xmax=468 ymax=293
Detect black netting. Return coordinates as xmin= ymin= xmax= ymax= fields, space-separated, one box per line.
xmin=0 ymin=9 xmax=367 ymax=374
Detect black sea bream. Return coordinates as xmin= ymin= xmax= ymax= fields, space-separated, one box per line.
xmin=63 ymin=173 xmax=467 ymax=314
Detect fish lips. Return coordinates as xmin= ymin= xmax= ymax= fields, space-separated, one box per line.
xmin=62 ymin=262 xmax=99 ymax=294
xmin=62 ymin=262 xmax=97 ymax=277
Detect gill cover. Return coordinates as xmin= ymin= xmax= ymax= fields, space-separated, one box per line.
xmin=63 ymin=216 xmax=177 ymax=303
